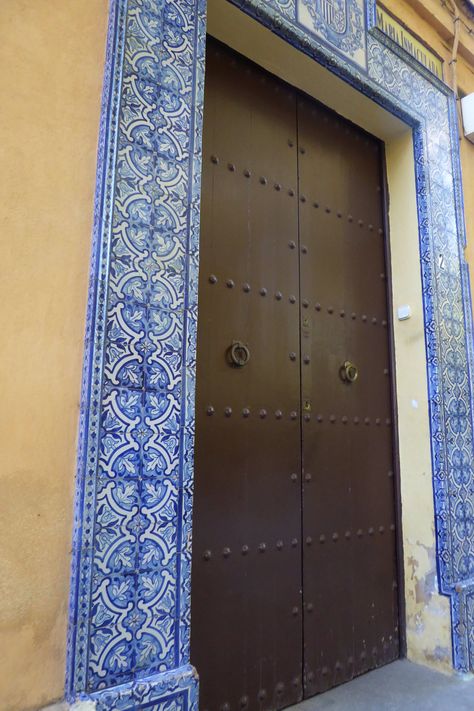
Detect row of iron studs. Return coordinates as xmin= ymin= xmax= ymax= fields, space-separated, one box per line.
xmin=209 ymin=153 xmax=384 ymax=234
xmin=207 ymin=275 xmax=388 ymax=326
xmin=206 ymin=407 xmax=391 ymax=425
xmin=205 ymin=636 xmax=398 ymax=711
xmin=202 ymin=524 xmax=397 ymax=561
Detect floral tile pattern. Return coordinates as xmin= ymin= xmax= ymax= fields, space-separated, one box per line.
xmin=90 ymin=664 xmax=198 ymax=711
xmin=67 ymin=0 xmax=474 ymax=706
xmin=67 ymin=0 xmax=204 ymax=705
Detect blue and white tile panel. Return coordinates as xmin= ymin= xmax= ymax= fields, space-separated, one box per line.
xmin=67 ymin=0 xmax=204 ymax=704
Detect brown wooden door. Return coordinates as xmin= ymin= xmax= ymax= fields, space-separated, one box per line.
xmin=190 ymin=41 xmax=304 ymax=711
xmin=191 ymin=39 xmax=399 ymax=711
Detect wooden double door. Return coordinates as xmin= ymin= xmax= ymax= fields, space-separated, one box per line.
xmin=191 ymin=39 xmax=400 ymax=711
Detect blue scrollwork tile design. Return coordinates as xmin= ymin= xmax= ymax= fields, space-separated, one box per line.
xmin=67 ymin=0 xmax=474 ymax=705
xmin=67 ymin=0 xmax=204 ymax=705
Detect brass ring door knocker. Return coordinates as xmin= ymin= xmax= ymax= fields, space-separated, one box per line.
xmin=340 ymin=360 xmax=358 ymax=383
xmin=227 ymin=340 xmax=250 ymax=368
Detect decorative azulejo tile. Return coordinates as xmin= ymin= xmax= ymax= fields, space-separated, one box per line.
xmin=93 ymin=477 xmax=140 ymax=574
xmin=90 ymin=664 xmax=198 ymax=711
xmin=297 ymin=0 xmax=367 ymax=69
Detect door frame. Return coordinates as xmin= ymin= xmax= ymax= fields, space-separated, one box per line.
xmin=381 ymin=142 xmax=407 ymax=660
xmin=66 ymin=0 xmax=474 ymax=707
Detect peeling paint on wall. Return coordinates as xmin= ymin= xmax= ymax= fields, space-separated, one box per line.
xmin=404 ymin=537 xmax=452 ymax=673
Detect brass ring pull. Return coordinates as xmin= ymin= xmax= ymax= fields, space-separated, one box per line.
xmin=227 ymin=340 xmax=250 ymax=368
xmin=340 ymin=360 xmax=358 ymax=383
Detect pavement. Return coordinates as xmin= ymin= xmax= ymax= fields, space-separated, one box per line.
xmin=293 ymin=659 xmax=474 ymax=711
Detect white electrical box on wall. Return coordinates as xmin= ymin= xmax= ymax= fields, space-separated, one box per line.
xmin=397 ymin=305 xmax=412 ymax=321
xmin=461 ymin=93 xmax=474 ymax=144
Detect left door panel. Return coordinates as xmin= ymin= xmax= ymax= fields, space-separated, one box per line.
xmin=191 ymin=41 xmax=303 ymax=711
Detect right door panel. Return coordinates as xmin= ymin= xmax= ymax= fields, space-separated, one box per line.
xmin=298 ymin=95 xmax=400 ymax=697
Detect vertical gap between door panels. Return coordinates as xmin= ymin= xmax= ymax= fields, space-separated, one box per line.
xmin=295 ymin=93 xmax=306 ymax=700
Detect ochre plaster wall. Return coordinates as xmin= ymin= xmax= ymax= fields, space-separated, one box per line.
xmin=384 ymin=0 xmax=474 ymax=268
xmin=0 ymin=2 xmax=108 ymax=709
